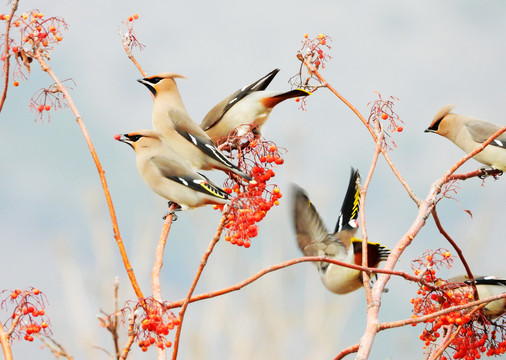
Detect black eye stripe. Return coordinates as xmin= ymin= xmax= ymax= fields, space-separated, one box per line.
xmin=126 ymin=135 xmax=143 ymax=142
xmin=145 ymin=77 xmax=163 ymax=84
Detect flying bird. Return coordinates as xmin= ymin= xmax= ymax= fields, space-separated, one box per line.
xmin=425 ymin=104 xmax=506 ymax=171
xmin=116 ymin=130 xmax=230 ymax=211
xmin=292 ymin=168 xmax=390 ymax=294
xmin=200 ymin=68 xmax=311 ymax=144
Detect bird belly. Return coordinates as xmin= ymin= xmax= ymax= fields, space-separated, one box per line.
xmin=453 ymin=132 xmax=506 ymax=171
xmin=321 ymin=265 xmax=362 ymax=294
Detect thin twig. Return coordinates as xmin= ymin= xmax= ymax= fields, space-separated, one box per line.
xmin=333 ymin=343 xmax=359 ymax=360
xmin=360 ymin=122 xmax=384 ymax=304
xmin=32 ymin=50 xmax=144 ymax=300
xmin=152 ymin=205 xmax=177 ymax=360
xmin=120 ymin=309 xmax=137 ymax=360
xmin=431 ymin=209 xmax=478 ymax=300
xmin=171 ymin=212 xmax=228 ymax=359
xmin=163 ymin=256 xmax=434 ymax=310
xmin=379 ymin=294 xmax=503 ymax=331
xmin=36 ymin=334 xmax=75 ymax=360
xmin=301 ymin=58 xmax=421 ymax=205
xmin=0 ymin=0 xmax=19 ymax=113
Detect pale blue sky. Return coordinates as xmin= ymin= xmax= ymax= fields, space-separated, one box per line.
xmin=1 ymin=1 xmax=505 ymax=359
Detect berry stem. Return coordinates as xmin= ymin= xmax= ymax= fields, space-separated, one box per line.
xmin=32 ymin=49 xmax=145 ymax=300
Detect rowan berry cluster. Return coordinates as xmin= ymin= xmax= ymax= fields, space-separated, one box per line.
xmin=29 ymin=80 xmax=72 ymax=122
xmin=133 ymin=299 xmax=180 ymax=352
xmin=411 ymin=250 xmax=506 ymax=359
xmin=0 ymin=10 xmax=67 ymax=75
xmin=121 ymin=14 xmax=144 ymax=52
xmin=367 ymin=93 xmax=403 ymax=149
xmin=215 ymin=131 xmax=285 ymax=247
xmin=299 ymin=33 xmax=332 ymax=71
xmin=1 ymin=287 xmax=50 ymax=342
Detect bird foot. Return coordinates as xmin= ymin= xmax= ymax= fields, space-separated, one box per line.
xmin=162 ymin=202 xmax=182 ymax=221
xmin=478 ymin=167 xmax=503 ymax=179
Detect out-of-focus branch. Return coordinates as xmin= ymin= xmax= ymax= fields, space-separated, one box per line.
xmin=0 ymin=0 xmax=19 ymax=113
xmin=32 ymin=50 xmax=144 ymax=300
xmin=171 ymin=211 xmax=229 ymax=359
xmin=36 ymin=334 xmax=75 ymax=360
xmin=120 ymin=309 xmax=137 ymax=360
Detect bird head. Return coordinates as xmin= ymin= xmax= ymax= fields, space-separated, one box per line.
xmin=137 ymin=73 xmax=186 ymax=97
xmin=115 ymin=130 xmax=162 ymax=151
xmin=425 ymin=104 xmax=456 ymax=136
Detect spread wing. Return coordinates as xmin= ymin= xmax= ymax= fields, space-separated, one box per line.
xmin=334 ymin=168 xmax=361 ymax=243
xmin=292 ymin=184 xmax=346 ymax=258
xmin=201 ymin=69 xmax=280 ymax=130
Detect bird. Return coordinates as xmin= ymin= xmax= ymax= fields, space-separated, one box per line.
xmin=425 ymin=104 xmax=506 ymax=171
xmin=200 ymin=68 xmax=311 ymax=144
xmin=116 ymin=129 xmax=230 ymax=211
xmin=292 ymin=168 xmax=390 ymax=294
xmin=137 ymin=73 xmax=254 ymax=183
xmin=444 ymin=275 xmax=506 ymax=320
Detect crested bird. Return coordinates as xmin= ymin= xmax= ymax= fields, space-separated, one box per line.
xmin=137 ymin=73 xmax=254 ymax=183
xmin=444 ymin=275 xmax=506 ymax=320
xmin=200 ymin=68 xmax=311 ymax=144
xmin=116 ymin=129 xmax=230 ymax=211
xmin=425 ymin=104 xmax=506 ymax=171
xmin=292 ymin=168 xmax=390 ymax=294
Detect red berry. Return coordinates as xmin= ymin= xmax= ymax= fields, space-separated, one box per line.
xmin=33 ymin=288 xmax=40 ymax=295
xmin=44 ymin=105 xmax=50 ymax=111
xmin=381 ymin=113 xmax=388 ymax=120
xmin=397 ymin=126 xmax=403 ymax=132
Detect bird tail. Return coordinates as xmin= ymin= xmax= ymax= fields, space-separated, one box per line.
xmin=334 ymin=168 xmax=360 ymax=234
xmin=351 ymin=239 xmax=391 ymax=268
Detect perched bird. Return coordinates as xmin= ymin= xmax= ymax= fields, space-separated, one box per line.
xmin=137 ymin=73 xmax=254 ymax=183
xmin=444 ymin=275 xmax=506 ymax=320
xmin=200 ymin=68 xmax=311 ymax=144
xmin=425 ymin=105 xmax=506 ymax=171
xmin=116 ymin=130 xmax=230 ymax=211
xmin=292 ymin=169 xmax=390 ymax=294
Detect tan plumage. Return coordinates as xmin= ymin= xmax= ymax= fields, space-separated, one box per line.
xmin=117 ymin=130 xmax=230 ymax=211
xmin=445 ymin=275 xmax=506 ymax=320
xmin=137 ymin=73 xmax=254 ymax=183
xmin=200 ymin=69 xmax=311 ymax=144
xmin=425 ymin=105 xmax=506 ymax=171
xmin=292 ymin=169 xmax=390 ymax=294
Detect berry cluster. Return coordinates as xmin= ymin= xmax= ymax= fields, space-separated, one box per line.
xmin=132 ymin=299 xmax=180 ymax=352
xmin=215 ymin=131 xmax=285 ymax=247
xmin=367 ymin=93 xmax=403 ymax=150
xmin=289 ymin=33 xmax=332 ymax=99
xmin=411 ymin=250 xmax=506 ymax=359
xmin=29 ymin=79 xmax=73 ymax=122
xmin=0 ymin=9 xmax=67 ymax=68
xmin=121 ymin=13 xmax=144 ymax=52
xmin=1 ymin=287 xmax=50 ymax=342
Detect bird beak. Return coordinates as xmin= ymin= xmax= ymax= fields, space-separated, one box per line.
xmin=424 ymin=128 xmax=433 ymax=133
xmin=115 ymin=134 xmax=134 ymax=150
xmin=137 ymin=78 xmax=157 ymax=96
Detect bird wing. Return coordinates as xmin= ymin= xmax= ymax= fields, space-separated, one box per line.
xmin=351 ymin=239 xmax=390 ymax=267
xmin=469 ymin=276 xmax=506 ymax=287
xmin=150 ymin=156 xmax=229 ymax=200
xmin=201 ymin=69 xmax=280 ymax=131
xmin=292 ymin=184 xmax=347 ymax=258
xmin=334 ymin=168 xmax=361 ymax=243
xmin=169 ymin=108 xmax=252 ymax=180
xmin=465 ymin=120 xmax=506 ymax=149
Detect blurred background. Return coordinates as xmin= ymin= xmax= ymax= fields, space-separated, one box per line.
xmin=1 ymin=0 xmax=505 ymax=359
